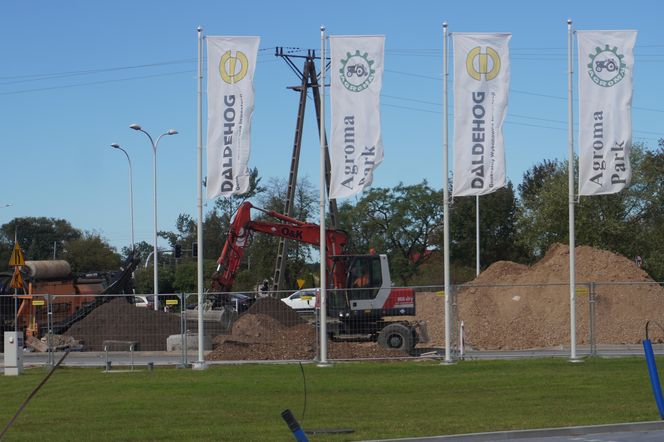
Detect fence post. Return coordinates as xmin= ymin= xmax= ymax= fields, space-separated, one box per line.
xmin=179 ymin=293 xmax=186 ymax=368
xmin=47 ymin=294 xmax=54 ymax=367
xmin=451 ymin=285 xmax=459 ymax=360
xmin=589 ymin=282 xmax=596 ymax=357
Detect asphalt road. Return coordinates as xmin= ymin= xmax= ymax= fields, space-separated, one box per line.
xmin=366 ymin=421 xmax=664 ymax=441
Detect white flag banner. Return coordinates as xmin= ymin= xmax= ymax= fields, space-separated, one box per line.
xmin=452 ymin=33 xmax=511 ymax=197
xmin=206 ymin=36 xmax=259 ymax=199
xmin=577 ymin=30 xmax=636 ymax=196
xmin=329 ymin=35 xmax=384 ymax=199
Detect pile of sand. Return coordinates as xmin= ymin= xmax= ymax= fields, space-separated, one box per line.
xmin=414 ymin=244 xmax=664 ymax=350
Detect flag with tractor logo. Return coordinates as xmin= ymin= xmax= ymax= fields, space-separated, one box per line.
xmin=206 ymin=36 xmax=260 ymax=199
xmin=452 ymin=33 xmax=511 ymax=197
xmin=577 ymin=30 xmax=637 ymax=196
xmin=329 ymin=35 xmax=385 ymax=199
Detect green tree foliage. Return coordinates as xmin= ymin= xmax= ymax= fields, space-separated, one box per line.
xmin=171 ymin=260 xmax=219 ymax=294
xmin=0 ymin=217 xmax=123 ymax=274
xmin=516 ymin=160 xmax=569 ymax=259
xmin=514 ymin=142 xmax=664 ymax=279
xmin=246 ymin=175 xmax=318 ymax=291
xmin=62 ymin=233 xmax=121 ymax=273
xmin=449 ymin=182 xmax=525 ymax=270
xmin=204 ymin=167 xmax=265 ymax=260
xmin=338 ymin=181 xmax=444 ymax=286
xmin=0 ymin=217 xmax=81 ymax=263
xmin=121 ymin=240 xmax=153 ymax=264
xmin=133 ymin=263 xmax=175 ymax=295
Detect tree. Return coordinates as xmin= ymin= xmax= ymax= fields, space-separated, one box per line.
xmin=205 ymin=167 xmax=265 ymax=260
xmin=172 ymin=260 xmax=218 ymax=293
xmin=62 ymin=233 xmax=121 ymax=273
xmin=516 ymin=159 xmax=570 ymax=259
xmin=247 ymin=175 xmax=319 ymax=291
xmin=514 ymin=143 xmax=664 ymax=278
xmin=338 ymin=181 xmax=444 ymax=286
xmin=159 ymin=214 xmax=196 ymax=251
xmin=1 ymin=217 xmax=81 ymax=263
xmin=121 ymin=240 xmax=153 ymax=264
xmin=449 ymin=182 xmax=525 ymax=271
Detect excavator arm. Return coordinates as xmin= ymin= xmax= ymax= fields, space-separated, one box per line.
xmin=212 ymin=202 xmax=348 ymax=293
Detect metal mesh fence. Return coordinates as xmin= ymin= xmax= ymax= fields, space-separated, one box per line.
xmin=2 ymin=280 xmax=664 ymax=365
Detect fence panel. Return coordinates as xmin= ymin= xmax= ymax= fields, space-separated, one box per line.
xmin=593 ymin=281 xmax=664 ymax=348
xmin=454 ymin=282 xmax=578 ymax=351
xmin=5 ymin=281 xmax=664 ymax=364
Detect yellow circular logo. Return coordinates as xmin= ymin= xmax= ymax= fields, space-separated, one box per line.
xmin=466 ymin=46 xmax=500 ymax=81
xmin=219 ymin=50 xmax=249 ymax=84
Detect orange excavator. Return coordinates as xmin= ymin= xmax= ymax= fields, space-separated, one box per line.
xmin=211 ymin=202 xmax=428 ymax=353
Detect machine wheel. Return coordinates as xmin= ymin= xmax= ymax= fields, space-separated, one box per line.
xmin=377 ymin=323 xmax=414 ymax=353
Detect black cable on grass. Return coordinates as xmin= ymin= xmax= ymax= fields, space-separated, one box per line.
xmin=298 ymin=361 xmax=307 ymax=427
xmin=0 ymin=349 xmax=71 ymax=439
xmin=295 ymin=362 xmax=355 ymax=436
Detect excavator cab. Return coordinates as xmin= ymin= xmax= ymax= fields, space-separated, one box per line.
xmin=328 ymin=254 xmax=415 ymax=321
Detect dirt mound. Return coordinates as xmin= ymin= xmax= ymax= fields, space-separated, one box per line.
xmin=243 ymin=297 xmax=306 ymax=327
xmin=208 ymin=319 xmax=406 ymax=361
xmin=64 ymin=298 xmax=181 ymax=351
xmin=415 ymin=244 xmax=664 ymax=350
xmin=206 ymin=298 xmax=408 ymax=361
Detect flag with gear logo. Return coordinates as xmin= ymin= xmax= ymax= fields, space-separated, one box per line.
xmin=329 ymin=35 xmax=385 ymax=199
xmin=577 ymin=30 xmax=637 ymax=196
xmin=206 ymin=36 xmax=260 ymax=199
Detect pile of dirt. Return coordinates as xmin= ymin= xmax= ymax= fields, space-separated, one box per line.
xmin=414 ymin=244 xmax=664 ymax=350
xmin=243 ymin=296 xmax=306 ymax=327
xmin=64 ymin=244 xmax=653 ymax=357
xmin=206 ymin=297 xmax=407 ymax=361
xmin=64 ymin=298 xmax=182 ymax=351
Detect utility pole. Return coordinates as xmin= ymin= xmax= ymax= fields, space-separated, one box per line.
xmin=271 ymin=48 xmax=338 ymax=294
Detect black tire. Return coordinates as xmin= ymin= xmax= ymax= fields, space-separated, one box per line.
xmin=377 ymin=323 xmax=414 ymax=353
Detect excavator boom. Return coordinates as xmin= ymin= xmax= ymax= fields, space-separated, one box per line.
xmin=212 ymin=202 xmax=348 ymax=292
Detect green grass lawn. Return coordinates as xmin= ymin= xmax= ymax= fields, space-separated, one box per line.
xmin=0 ymin=357 xmax=660 ymax=441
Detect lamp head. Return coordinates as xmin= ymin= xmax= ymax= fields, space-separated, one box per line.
xmin=129 ymin=124 xmax=141 ymax=131
xmin=167 ymin=129 xmax=178 ymax=135
xmin=110 ymin=143 xmax=120 ymax=149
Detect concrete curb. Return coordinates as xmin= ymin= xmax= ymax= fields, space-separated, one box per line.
xmin=366 ymin=420 xmax=664 ymax=441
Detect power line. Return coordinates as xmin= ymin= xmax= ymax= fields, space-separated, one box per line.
xmin=0 ymin=59 xmax=197 ymax=83
xmin=0 ymin=70 xmax=195 ymax=96
xmin=2 ymin=53 xmax=663 ymax=122
xmin=381 ymin=98 xmax=660 ymax=141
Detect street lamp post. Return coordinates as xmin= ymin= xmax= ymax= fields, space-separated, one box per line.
xmin=130 ymin=124 xmax=178 ymax=311
xmin=110 ymin=143 xmax=135 ymax=252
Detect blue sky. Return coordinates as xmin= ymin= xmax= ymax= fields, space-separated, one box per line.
xmin=1 ymin=0 xmax=663 ymax=254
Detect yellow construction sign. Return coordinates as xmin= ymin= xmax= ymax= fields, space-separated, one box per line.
xmin=296 ymin=278 xmax=305 ymax=289
xmin=10 ymin=267 xmax=24 ymax=289
xmin=8 ymin=241 xmax=25 ymax=267
xmin=576 ymin=286 xmax=589 ymax=296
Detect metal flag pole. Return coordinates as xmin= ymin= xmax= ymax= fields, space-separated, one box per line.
xmin=476 ymin=196 xmax=480 ymax=276
xmin=318 ymin=25 xmax=330 ymax=367
xmin=193 ymin=25 xmax=208 ymax=370
xmin=442 ymin=22 xmax=453 ymax=364
xmin=567 ymin=18 xmax=580 ymax=362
